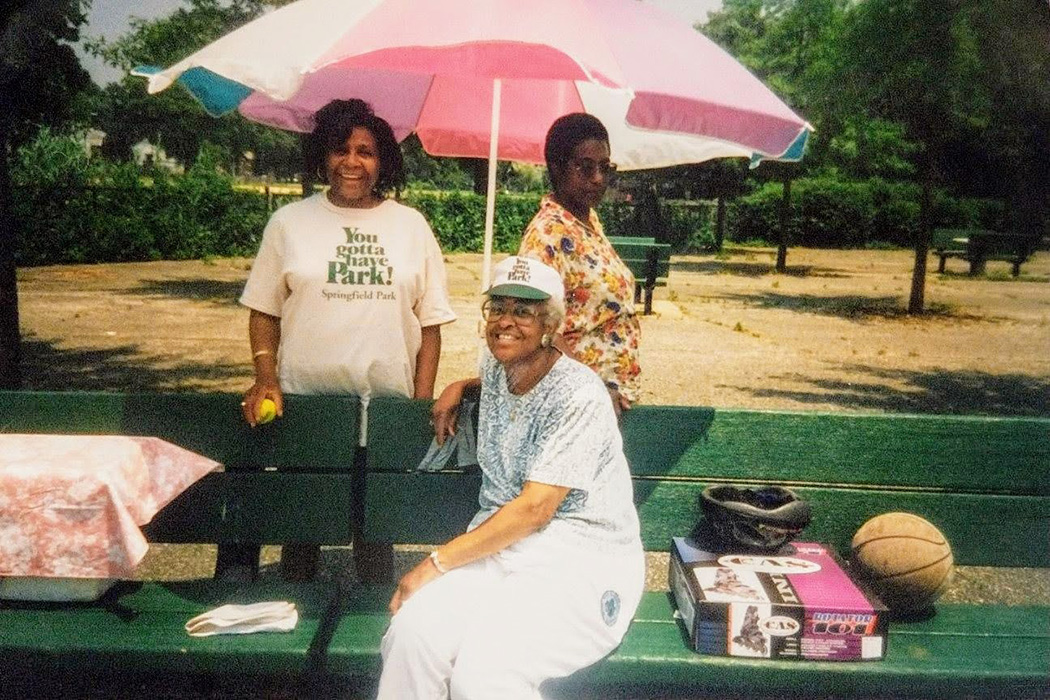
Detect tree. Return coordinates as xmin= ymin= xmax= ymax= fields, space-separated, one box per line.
xmin=0 ymin=0 xmax=92 ymax=388
xmin=959 ymin=1 xmax=1050 ymax=237
xmin=826 ymin=0 xmax=1047 ymax=312
xmin=86 ymin=0 xmax=300 ymax=176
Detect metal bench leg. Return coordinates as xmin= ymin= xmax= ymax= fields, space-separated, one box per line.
xmin=634 ymin=283 xmax=642 ymax=305
xmin=937 ymin=255 xmax=947 ymax=273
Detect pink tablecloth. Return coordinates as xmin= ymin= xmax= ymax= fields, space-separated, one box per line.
xmin=0 ymin=435 xmax=220 ymax=579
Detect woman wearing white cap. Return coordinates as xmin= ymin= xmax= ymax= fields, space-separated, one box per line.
xmin=376 ymin=256 xmax=644 ymax=699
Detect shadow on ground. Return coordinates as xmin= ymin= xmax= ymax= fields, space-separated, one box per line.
xmin=128 ymin=278 xmax=245 ymax=304
xmin=19 ymin=338 xmax=249 ymax=391
xmin=672 ymin=259 xmax=850 ymax=279
xmin=732 ymin=365 xmax=1050 ymax=416
xmin=720 ymin=291 xmax=978 ymax=321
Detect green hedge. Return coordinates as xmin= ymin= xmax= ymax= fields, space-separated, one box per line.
xmin=12 ymin=182 xmax=274 ymax=265
xmin=728 ymin=177 xmax=1005 ymax=248
xmin=11 ymin=145 xmax=1009 ymax=264
xmin=401 ymin=190 xmax=541 ymax=253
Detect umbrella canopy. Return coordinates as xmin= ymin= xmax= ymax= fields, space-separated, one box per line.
xmin=138 ymin=0 xmax=810 ymax=165
xmin=137 ymin=0 xmax=811 ymax=286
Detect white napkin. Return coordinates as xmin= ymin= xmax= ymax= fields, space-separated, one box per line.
xmin=184 ymin=601 xmax=298 ymax=637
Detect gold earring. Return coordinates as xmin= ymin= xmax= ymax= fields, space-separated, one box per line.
xmin=541 ymin=333 xmax=552 ymax=348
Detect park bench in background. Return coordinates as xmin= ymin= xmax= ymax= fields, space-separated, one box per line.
xmin=931 ymin=228 xmax=1039 ymax=276
xmin=609 ymin=235 xmax=672 ymax=314
xmin=1 ymin=391 xmax=1048 ymax=698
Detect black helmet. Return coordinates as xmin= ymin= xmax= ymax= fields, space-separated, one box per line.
xmin=699 ymin=485 xmax=812 ymax=552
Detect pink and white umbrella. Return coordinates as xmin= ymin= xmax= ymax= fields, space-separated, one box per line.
xmin=137 ymin=0 xmax=811 ymax=287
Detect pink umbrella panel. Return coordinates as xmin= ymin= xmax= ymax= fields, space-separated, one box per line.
xmin=136 ymin=0 xmax=812 ymax=288
xmin=137 ymin=0 xmax=812 ymax=165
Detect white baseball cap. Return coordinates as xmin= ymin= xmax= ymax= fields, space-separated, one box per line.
xmin=486 ymin=256 xmax=564 ymax=303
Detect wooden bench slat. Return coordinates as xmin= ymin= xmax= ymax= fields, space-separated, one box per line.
xmin=366 ymin=396 xmax=435 ymax=473
xmin=321 ymin=590 xmax=1049 ymax=698
xmin=558 ymin=621 xmax=1048 ymax=698
xmin=0 ymin=392 xmax=361 ymax=469
xmin=0 ymin=581 xmax=334 ymax=674
xmin=549 ymin=596 xmax=1048 ymax=697
xmin=626 ymin=408 xmax=1050 ymax=495
xmin=364 ymin=472 xmax=478 ymax=542
xmin=366 ymin=472 xmax=1048 ymax=566
xmin=636 ymin=482 xmax=1048 ymax=567
xmin=144 ymin=472 xmax=356 ymax=544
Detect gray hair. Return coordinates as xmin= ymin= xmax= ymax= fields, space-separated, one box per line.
xmin=542 ymin=296 xmax=566 ymax=332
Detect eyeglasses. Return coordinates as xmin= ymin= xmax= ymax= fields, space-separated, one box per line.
xmin=481 ymin=298 xmax=546 ymax=322
xmin=567 ymin=158 xmax=618 ymax=179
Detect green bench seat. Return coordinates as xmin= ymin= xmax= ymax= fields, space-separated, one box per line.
xmin=1 ymin=391 xmax=1048 ymax=697
xmin=609 ymin=235 xmax=672 ymax=314
xmin=0 ymin=580 xmax=335 ymax=676
xmin=932 ymin=228 xmax=1039 ymax=276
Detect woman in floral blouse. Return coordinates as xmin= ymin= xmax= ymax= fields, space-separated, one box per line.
xmin=518 ymin=113 xmax=641 ymax=412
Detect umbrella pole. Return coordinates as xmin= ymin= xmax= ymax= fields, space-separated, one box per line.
xmin=480 ymin=79 xmax=502 ymax=294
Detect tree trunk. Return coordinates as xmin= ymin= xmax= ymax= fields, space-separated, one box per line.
xmin=715 ymin=196 xmax=726 ymax=252
xmin=908 ymin=169 xmax=933 ymax=314
xmin=0 ymin=125 xmax=23 ymax=389
xmin=299 ymin=133 xmax=316 ymax=199
xmin=469 ymin=158 xmax=488 ymax=195
xmin=776 ymin=178 xmax=791 ymax=273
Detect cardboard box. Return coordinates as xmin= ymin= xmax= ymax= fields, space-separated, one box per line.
xmin=669 ymin=537 xmax=888 ymax=661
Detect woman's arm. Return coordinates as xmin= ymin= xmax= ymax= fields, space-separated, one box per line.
xmin=389 ymin=480 xmax=570 ymax=613
xmin=430 ymin=377 xmax=481 ymax=445
xmin=242 ymin=309 xmax=283 ymax=425
xmin=412 ymin=324 xmax=442 ymax=399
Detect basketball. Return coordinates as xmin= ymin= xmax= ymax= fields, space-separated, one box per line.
xmin=850 ymin=512 xmax=954 ymax=613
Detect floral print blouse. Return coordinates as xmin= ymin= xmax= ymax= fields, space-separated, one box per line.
xmin=518 ymin=194 xmax=641 ymax=402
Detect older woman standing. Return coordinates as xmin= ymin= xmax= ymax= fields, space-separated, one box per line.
xmin=519 ymin=113 xmax=641 ymax=412
xmin=377 ymin=256 xmax=644 ymax=699
xmin=232 ymin=99 xmax=456 ymax=581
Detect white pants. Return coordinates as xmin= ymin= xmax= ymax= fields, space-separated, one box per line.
xmin=376 ymin=533 xmax=645 ymax=700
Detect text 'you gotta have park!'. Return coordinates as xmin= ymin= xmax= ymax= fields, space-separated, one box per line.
xmin=328 ymin=227 xmax=394 ymax=289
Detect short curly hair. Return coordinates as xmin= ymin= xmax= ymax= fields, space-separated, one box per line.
xmin=304 ymin=99 xmax=405 ymax=195
xmin=544 ymin=113 xmax=610 ymax=191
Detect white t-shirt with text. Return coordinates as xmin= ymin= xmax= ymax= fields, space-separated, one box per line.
xmin=240 ymin=194 xmax=456 ymax=399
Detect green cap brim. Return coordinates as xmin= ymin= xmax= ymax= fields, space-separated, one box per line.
xmin=486 ymin=283 xmax=550 ymax=300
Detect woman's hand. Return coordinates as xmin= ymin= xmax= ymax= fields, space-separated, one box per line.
xmin=242 ymin=381 xmax=283 ymax=427
xmin=389 ymin=554 xmax=443 ymax=614
xmin=608 ymin=387 xmax=631 ymax=418
xmin=432 ymin=378 xmax=477 ymax=445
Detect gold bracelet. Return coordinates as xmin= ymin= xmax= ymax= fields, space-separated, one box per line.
xmin=252 ymin=349 xmax=273 ymax=359
xmin=429 ymin=549 xmax=448 ymax=574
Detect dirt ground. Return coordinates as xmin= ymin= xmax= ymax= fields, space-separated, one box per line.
xmin=16 ymin=245 xmax=1050 ymax=416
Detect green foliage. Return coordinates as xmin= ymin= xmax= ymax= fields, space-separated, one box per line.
xmin=7 ymin=132 xmax=1011 ymax=264
xmin=10 ymin=129 xmax=267 ymax=265
xmin=401 ymin=190 xmax=541 ymax=252
xmin=401 ymin=136 xmax=473 ymax=190
xmin=85 ymin=0 xmax=300 ymax=176
xmin=824 ymin=119 xmax=919 ymax=180
xmin=727 ymin=175 xmax=1001 ymax=248
xmin=0 ymin=0 xmax=92 ymax=148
